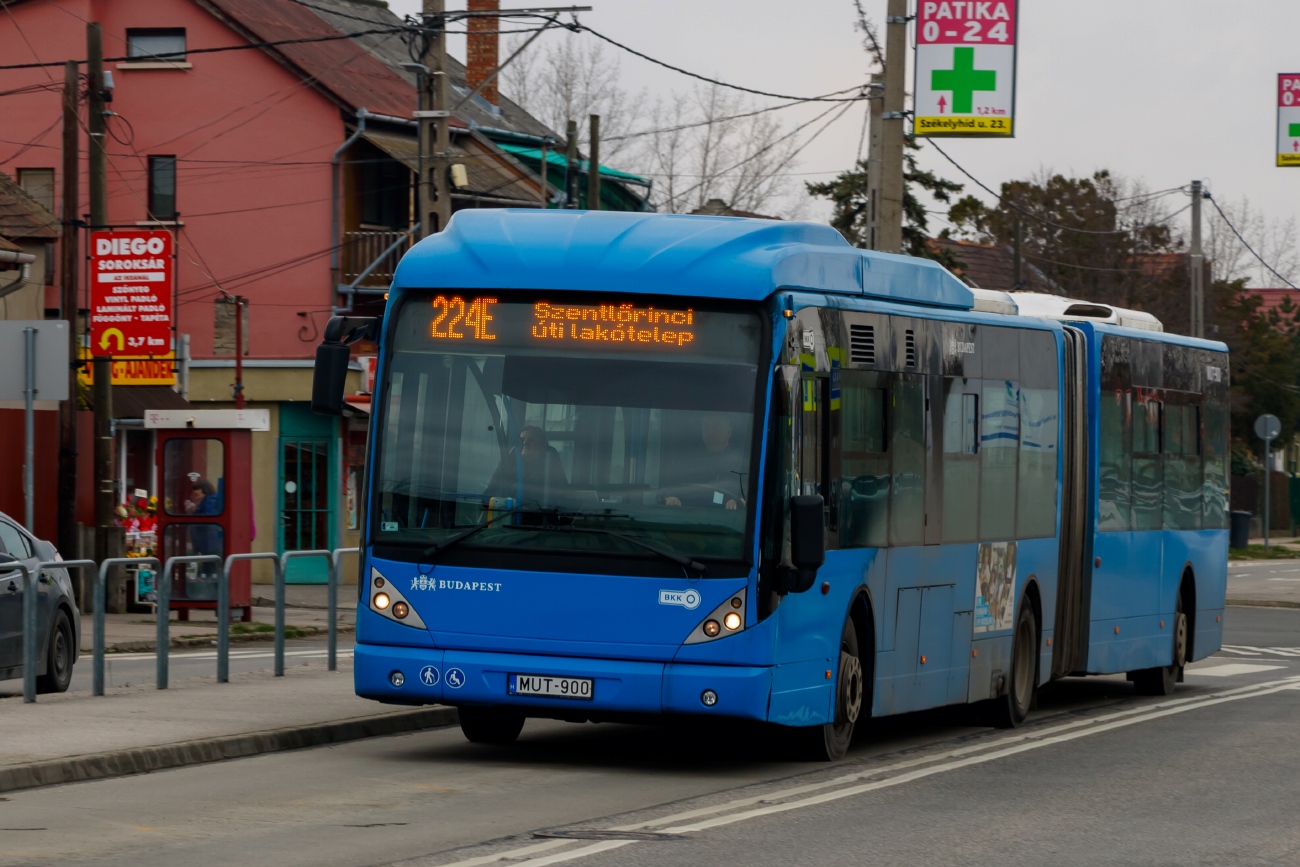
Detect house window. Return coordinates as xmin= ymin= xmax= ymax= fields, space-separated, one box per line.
xmin=17 ymin=168 xmax=54 ymax=212
xmin=127 ymin=29 xmax=186 ymax=62
xmin=148 ymin=156 xmax=177 ymax=220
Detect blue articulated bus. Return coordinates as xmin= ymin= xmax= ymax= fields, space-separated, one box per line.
xmin=312 ymin=210 xmax=1229 ymax=760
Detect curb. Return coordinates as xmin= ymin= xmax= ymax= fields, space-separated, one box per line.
xmin=84 ymin=625 xmax=357 ymax=655
xmin=0 ymin=706 xmax=457 ymax=795
xmin=1226 ymin=598 xmax=1300 ymax=610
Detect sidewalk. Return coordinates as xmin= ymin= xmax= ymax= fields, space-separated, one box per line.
xmin=91 ymin=583 xmax=357 ymax=653
xmin=0 ymin=658 xmax=455 ymax=793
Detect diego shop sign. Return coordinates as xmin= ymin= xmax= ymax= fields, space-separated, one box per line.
xmin=89 ymin=230 xmax=173 ymax=358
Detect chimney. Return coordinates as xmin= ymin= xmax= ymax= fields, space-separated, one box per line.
xmin=466 ymin=0 xmax=500 ymax=106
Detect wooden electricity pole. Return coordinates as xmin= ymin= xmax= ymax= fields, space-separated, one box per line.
xmin=876 ymin=0 xmax=908 ymax=254
xmin=58 ymin=60 xmax=81 ymax=588
xmin=419 ymin=0 xmax=452 ymax=237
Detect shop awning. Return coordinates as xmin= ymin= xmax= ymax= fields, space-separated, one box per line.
xmin=89 ymin=385 xmax=193 ymax=420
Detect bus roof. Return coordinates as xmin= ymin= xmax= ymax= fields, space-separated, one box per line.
xmin=392 ymin=209 xmax=975 ymax=310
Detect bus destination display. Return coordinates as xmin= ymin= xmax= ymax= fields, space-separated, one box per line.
xmin=429 ymin=296 xmax=698 ymax=348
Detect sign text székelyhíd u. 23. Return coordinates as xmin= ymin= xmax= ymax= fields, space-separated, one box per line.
xmin=88 ymin=229 xmax=176 ymax=385
xmin=914 ymin=1 xmax=1018 ymax=138
xmin=1278 ymin=74 xmax=1300 ymax=167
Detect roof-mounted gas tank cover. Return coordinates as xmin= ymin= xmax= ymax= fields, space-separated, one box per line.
xmin=1004 ymin=291 xmax=1164 ymax=332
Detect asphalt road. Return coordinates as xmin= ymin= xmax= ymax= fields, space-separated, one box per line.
xmin=0 ymin=606 xmax=1296 ymax=867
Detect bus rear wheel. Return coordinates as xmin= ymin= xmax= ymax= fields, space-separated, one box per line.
xmin=991 ymin=602 xmax=1037 ymax=729
xmin=791 ymin=618 xmax=863 ymax=761
xmin=458 ymin=707 xmax=525 ymax=745
xmin=1132 ymin=595 xmax=1187 ymax=697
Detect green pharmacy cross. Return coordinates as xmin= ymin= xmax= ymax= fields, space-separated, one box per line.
xmin=1291 ymin=123 xmax=1300 ymax=137
xmin=932 ymin=47 xmax=997 ymax=114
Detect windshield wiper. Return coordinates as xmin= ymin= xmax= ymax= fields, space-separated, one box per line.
xmin=506 ymin=523 xmax=706 ymax=574
xmin=420 ymin=509 xmax=629 ymax=559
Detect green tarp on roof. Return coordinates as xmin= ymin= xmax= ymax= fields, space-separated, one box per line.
xmin=496 ymin=143 xmax=650 ymax=186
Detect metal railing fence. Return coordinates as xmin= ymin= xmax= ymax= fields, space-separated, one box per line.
xmin=3 ymin=548 xmax=359 ymax=703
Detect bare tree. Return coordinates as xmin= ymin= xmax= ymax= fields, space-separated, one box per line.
xmin=500 ymin=30 xmax=643 ymax=163
xmin=1205 ymin=194 xmax=1299 ymax=287
xmin=639 ymin=83 xmax=808 ymax=217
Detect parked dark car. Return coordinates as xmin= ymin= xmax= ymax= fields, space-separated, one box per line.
xmin=0 ymin=513 xmax=79 ymax=692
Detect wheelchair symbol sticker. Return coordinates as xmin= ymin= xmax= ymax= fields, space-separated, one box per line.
xmin=419 ymin=666 xmax=440 ymax=686
xmin=446 ymin=667 xmax=466 ymax=689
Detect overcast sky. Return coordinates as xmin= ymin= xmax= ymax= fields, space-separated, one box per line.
xmin=389 ymin=0 xmax=1299 ymax=284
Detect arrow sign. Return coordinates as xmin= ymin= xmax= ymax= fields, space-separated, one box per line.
xmin=937 ymin=95 xmax=947 ymax=114
xmin=100 ymin=328 xmax=125 ymax=352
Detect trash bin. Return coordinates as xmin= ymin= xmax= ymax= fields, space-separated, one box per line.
xmin=1230 ymin=510 xmax=1251 ymax=550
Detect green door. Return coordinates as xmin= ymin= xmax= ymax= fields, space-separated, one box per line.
xmin=278 ymin=403 xmax=337 ymax=584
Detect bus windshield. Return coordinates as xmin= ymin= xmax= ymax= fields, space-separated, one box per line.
xmin=372 ymin=294 xmax=765 ymax=570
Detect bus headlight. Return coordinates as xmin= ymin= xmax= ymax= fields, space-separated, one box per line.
xmin=684 ymin=589 xmax=747 ymax=644
xmin=368 ymin=567 xmax=427 ymax=629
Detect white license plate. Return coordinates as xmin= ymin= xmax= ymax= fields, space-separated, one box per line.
xmin=508 ymin=673 xmax=594 ymax=700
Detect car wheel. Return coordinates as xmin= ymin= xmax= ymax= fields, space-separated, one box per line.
xmin=37 ymin=609 xmax=74 ymax=694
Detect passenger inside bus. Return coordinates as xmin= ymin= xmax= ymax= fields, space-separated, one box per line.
xmin=485 ymin=425 xmax=569 ymax=506
xmin=661 ymin=412 xmax=747 ymax=510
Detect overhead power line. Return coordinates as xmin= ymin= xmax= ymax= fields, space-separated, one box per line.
xmin=571 ymin=24 xmax=869 ymax=103
xmin=0 ymin=25 xmax=410 ymax=71
xmin=1206 ymin=193 xmax=1299 ymax=290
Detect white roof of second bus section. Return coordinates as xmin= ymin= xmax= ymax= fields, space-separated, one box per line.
xmin=970 ymin=289 xmax=1164 ymax=332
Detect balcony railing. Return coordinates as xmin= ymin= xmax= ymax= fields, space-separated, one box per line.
xmin=341 ymin=229 xmax=412 ymax=287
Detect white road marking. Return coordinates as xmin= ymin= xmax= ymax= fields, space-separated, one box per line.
xmin=1218 ymin=647 xmax=1263 ymax=656
xmin=1220 ymin=645 xmax=1300 ymax=658
xmin=432 ymin=675 xmax=1300 ymax=867
xmin=1187 ymin=663 xmax=1286 ymax=677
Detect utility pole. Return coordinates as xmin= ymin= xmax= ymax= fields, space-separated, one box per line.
xmin=565 ymin=119 xmax=579 ymax=208
xmin=233 ymin=296 xmax=245 ymax=409
xmin=418 ymin=0 xmax=452 ymax=237
xmin=58 ymin=60 xmax=81 ymax=587
xmin=88 ymin=23 xmax=115 ymax=571
xmin=587 ymin=115 xmax=601 ymax=211
xmin=865 ymin=73 xmax=884 ymax=251
xmin=876 ymin=0 xmax=908 ymax=254
xmin=1189 ymin=179 xmax=1204 ymax=338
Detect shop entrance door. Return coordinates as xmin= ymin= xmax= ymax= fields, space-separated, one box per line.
xmin=278 ymin=404 xmax=337 ymax=583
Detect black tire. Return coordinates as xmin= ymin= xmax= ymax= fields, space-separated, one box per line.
xmin=991 ymin=601 xmax=1038 ymax=729
xmin=1132 ymin=593 xmax=1187 ymax=697
xmin=792 ymin=618 xmax=865 ymax=761
xmin=37 ymin=609 xmax=74 ymax=694
xmin=458 ymin=706 xmax=525 ymax=745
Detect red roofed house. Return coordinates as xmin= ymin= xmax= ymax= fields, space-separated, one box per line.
xmin=0 ymin=0 xmax=649 ymax=583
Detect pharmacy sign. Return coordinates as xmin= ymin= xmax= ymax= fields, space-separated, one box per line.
xmin=1278 ymin=74 xmax=1300 ymax=167
xmin=914 ymin=1 xmax=1018 ymax=137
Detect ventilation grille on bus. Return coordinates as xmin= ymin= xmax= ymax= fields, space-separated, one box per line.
xmin=849 ymin=324 xmax=875 ymax=365
xmin=905 ymin=329 xmax=917 ymax=367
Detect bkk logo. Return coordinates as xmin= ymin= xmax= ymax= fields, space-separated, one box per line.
xmin=658 ymin=589 xmax=702 ymax=610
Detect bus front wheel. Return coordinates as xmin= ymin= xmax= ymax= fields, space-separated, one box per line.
xmin=991 ymin=602 xmax=1038 ymax=729
xmin=791 ymin=618 xmax=864 ymax=761
xmin=458 ymin=707 xmax=526 ymax=745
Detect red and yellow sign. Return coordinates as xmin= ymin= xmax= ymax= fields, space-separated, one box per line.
xmin=89 ymin=229 xmax=174 ymax=357
xmin=78 ymin=347 xmax=177 ymax=386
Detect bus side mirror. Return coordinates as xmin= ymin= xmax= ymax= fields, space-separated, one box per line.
xmin=788 ymin=494 xmax=825 ymax=593
xmin=312 ymin=316 xmax=377 ymax=416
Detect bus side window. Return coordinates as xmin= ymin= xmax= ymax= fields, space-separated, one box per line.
xmin=1017 ymin=330 xmax=1059 ymax=539
xmin=1132 ymin=391 xmax=1164 ymax=530
xmin=890 ymin=375 xmax=925 ymax=546
xmin=942 ymin=380 xmax=979 ymax=543
xmin=1202 ymin=355 xmax=1229 ymax=529
xmin=840 ymin=371 xmax=889 ymax=548
xmin=1163 ymin=401 xmax=1203 ymax=531
xmin=978 ymin=326 xmax=1019 ymax=541
xmin=1098 ymin=335 xmax=1132 ymax=531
